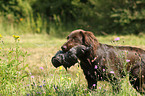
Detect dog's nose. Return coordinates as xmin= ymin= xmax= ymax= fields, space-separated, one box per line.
xmin=61 ymin=46 xmax=67 ymax=51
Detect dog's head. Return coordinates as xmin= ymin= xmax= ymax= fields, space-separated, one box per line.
xmin=61 ymin=29 xmax=99 ymax=55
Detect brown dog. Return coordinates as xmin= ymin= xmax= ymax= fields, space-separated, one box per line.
xmin=61 ymin=29 xmax=145 ymax=93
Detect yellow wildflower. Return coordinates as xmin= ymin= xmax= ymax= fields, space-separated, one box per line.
xmin=13 ymin=35 xmax=20 ymax=40
xmin=20 ymin=18 xmax=23 ymax=21
xmin=59 ymin=66 xmax=62 ymax=70
xmin=9 ymin=50 xmax=13 ymax=53
xmin=0 ymin=34 xmax=2 ymax=38
xmin=76 ymin=73 xmax=79 ymax=77
xmin=68 ymin=77 xmax=71 ymax=81
xmin=0 ymin=47 xmax=2 ymax=50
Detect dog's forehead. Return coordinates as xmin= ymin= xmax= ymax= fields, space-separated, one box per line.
xmin=68 ymin=30 xmax=83 ymax=38
xmin=70 ymin=31 xmax=79 ymax=36
xmin=72 ymin=29 xmax=84 ymax=32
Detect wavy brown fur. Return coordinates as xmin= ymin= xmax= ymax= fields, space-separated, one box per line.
xmin=61 ymin=29 xmax=145 ymax=94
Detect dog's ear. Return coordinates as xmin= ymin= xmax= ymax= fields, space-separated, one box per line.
xmin=80 ymin=31 xmax=98 ymax=46
xmin=80 ymin=31 xmax=85 ymax=45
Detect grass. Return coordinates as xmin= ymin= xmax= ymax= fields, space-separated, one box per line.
xmin=1 ymin=33 xmax=145 ymax=96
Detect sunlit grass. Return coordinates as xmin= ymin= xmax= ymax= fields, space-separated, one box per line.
xmin=0 ymin=33 xmax=144 ymax=95
xmin=97 ymin=34 xmax=145 ymax=49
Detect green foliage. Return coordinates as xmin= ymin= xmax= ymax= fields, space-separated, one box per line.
xmin=0 ymin=35 xmax=29 ymax=95
xmin=0 ymin=0 xmax=32 ymax=19
xmin=31 ymin=0 xmax=145 ymax=35
xmin=111 ymin=0 xmax=145 ymax=34
xmin=1 ymin=0 xmax=145 ymax=35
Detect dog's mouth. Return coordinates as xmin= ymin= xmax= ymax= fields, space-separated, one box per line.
xmin=61 ymin=45 xmax=69 ymax=52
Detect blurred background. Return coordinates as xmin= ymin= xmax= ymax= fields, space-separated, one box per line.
xmin=1 ymin=0 xmax=145 ymax=36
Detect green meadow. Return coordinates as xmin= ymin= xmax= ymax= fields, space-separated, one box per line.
xmin=1 ymin=32 xmax=145 ymax=96
xmin=1 ymin=0 xmax=145 ymax=95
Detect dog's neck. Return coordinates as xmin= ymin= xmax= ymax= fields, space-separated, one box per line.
xmin=89 ymin=42 xmax=101 ymax=58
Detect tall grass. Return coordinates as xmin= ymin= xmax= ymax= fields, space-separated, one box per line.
xmin=1 ymin=32 xmax=144 ymax=95
xmin=0 ymin=35 xmax=29 ymax=95
xmin=0 ymin=13 xmax=77 ymax=38
xmin=0 ymin=13 xmax=51 ymax=36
